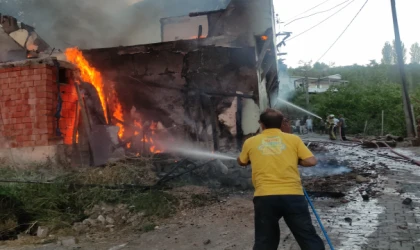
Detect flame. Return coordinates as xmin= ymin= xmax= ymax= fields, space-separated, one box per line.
xmin=127 ymin=142 xmax=131 ymax=148
xmin=261 ymin=35 xmax=268 ymax=41
xmin=65 ymin=48 xmax=108 ymax=123
xmin=76 ymin=131 xmax=79 ymax=143
xmin=114 ymin=102 xmax=124 ymax=138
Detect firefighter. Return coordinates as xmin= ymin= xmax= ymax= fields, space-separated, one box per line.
xmin=237 ymin=108 xmax=325 ymax=250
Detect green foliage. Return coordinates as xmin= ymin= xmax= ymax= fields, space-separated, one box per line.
xmin=410 ymin=42 xmax=420 ymax=64
xmin=381 ymin=42 xmax=393 ymax=65
xmin=0 ymin=183 xmax=178 ymax=231
xmin=288 ymin=61 xmax=420 ymax=136
xmin=292 ymin=83 xmax=406 ymax=135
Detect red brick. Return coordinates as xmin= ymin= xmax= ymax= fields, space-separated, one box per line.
xmin=28 ymin=99 xmax=36 ymax=105
xmin=23 ymin=81 xmax=34 ymax=87
xmin=41 ymin=74 xmax=53 ymax=81
xmin=1 ymin=83 xmax=9 ymax=90
xmin=5 ymin=100 xmax=14 ymax=107
xmin=24 ymin=123 xmax=33 ymax=129
xmin=35 ymin=139 xmax=48 ymax=146
xmin=35 ymin=92 xmax=49 ymax=98
xmin=0 ymin=72 xmax=9 ymax=78
xmin=34 ymin=80 xmax=46 ymax=86
xmin=32 ymin=74 xmax=42 ymax=81
xmin=15 ymin=124 xmax=25 ymax=130
xmin=22 ymin=141 xmax=35 ymax=147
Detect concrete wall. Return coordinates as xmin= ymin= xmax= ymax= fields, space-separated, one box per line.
xmin=0 ymin=61 xmax=77 ymax=163
xmin=161 ymin=15 xmax=209 ymax=42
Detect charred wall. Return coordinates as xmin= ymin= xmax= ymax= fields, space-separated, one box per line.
xmin=83 ymin=40 xmax=258 ymax=151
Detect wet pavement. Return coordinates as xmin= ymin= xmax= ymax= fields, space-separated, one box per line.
xmin=278 ymin=134 xmax=420 ymax=250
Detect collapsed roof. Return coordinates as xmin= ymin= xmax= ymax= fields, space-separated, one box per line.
xmin=0 ymin=13 xmax=50 ymax=63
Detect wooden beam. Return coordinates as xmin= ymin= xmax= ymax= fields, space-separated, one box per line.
xmin=256 ymin=33 xmax=273 ymax=70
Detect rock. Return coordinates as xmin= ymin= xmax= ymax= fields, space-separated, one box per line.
xmin=356 ymin=175 xmax=369 ymax=183
xmin=203 ymin=239 xmax=211 ymax=245
xmin=72 ymin=222 xmax=87 ymax=234
xmin=59 ymin=236 xmax=78 ymax=246
xmin=344 ymin=217 xmax=352 ymax=226
xmin=398 ymin=225 xmax=408 ymax=230
xmin=403 ymin=198 xmax=413 ymax=205
xmin=106 ymin=216 xmax=115 ymax=225
xmin=97 ymin=215 xmax=106 ymax=224
xmin=83 ymin=218 xmax=97 ymax=226
xmin=362 ymin=194 xmax=369 ymax=201
xmin=36 ymin=226 xmax=49 ymax=238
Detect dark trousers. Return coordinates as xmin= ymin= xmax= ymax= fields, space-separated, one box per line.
xmin=253 ymin=195 xmax=325 ymax=250
xmin=341 ymin=127 xmax=347 ymax=140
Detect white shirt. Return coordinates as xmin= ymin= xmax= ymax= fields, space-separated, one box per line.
xmin=306 ymin=119 xmax=313 ymax=127
xmin=333 ymin=118 xmax=339 ymax=126
xmin=295 ymin=120 xmax=301 ymax=127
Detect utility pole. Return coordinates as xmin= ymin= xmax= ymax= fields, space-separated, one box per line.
xmin=305 ymin=72 xmax=309 ymax=109
xmin=390 ymin=0 xmax=416 ymax=137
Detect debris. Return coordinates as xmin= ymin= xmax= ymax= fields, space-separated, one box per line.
xmin=362 ymin=194 xmax=369 ymax=201
xmin=36 ymin=226 xmax=49 ymax=238
xmin=106 ymin=216 xmax=115 ymax=225
xmin=344 ymin=217 xmax=352 ymax=226
xmin=108 ymin=243 xmax=128 ymax=250
xmin=59 ymin=236 xmax=78 ymax=246
xmin=97 ymin=215 xmax=106 ymax=224
xmin=398 ymin=225 xmax=408 ymax=230
xmin=356 ymin=175 xmax=369 ymax=183
xmin=402 ymin=198 xmax=413 ymax=205
xmin=203 ymin=239 xmax=211 ymax=245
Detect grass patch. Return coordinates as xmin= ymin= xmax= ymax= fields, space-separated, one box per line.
xmin=141 ymin=223 xmax=156 ymax=232
xmin=0 ymin=159 xmax=178 ymax=237
xmin=131 ymin=191 xmax=179 ymax=218
xmin=191 ymin=193 xmax=217 ymax=207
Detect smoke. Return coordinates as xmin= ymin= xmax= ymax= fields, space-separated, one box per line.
xmin=0 ymin=0 xmax=229 ymax=49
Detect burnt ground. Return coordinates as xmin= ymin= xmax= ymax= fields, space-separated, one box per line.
xmin=2 ymin=134 xmax=420 ymax=250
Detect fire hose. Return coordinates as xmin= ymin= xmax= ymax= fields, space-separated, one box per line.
xmin=304 ymin=189 xmax=335 ymax=250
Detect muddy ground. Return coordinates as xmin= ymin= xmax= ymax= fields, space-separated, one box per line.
xmin=1 ymin=135 xmax=420 ymax=250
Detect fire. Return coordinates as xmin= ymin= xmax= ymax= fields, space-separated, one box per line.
xmin=65 ymin=48 xmax=108 ymax=123
xmin=114 ymin=101 xmax=124 ymax=138
xmin=76 ymin=131 xmax=79 ymax=143
xmin=127 ymin=142 xmax=131 ymax=148
xmin=261 ymin=35 xmax=268 ymax=41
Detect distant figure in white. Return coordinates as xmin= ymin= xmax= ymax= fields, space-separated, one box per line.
xmin=306 ymin=117 xmax=313 ymax=133
xmin=333 ymin=117 xmax=340 ymax=136
xmin=295 ymin=119 xmax=301 ymax=134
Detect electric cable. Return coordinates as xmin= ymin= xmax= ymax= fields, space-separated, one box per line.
xmin=285 ymin=0 xmax=351 ymax=27
xmin=283 ymin=0 xmax=332 ymax=23
xmin=288 ymin=0 xmax=356 ymax=42
xmin=316 ymin=0 xmax=369 ymax=62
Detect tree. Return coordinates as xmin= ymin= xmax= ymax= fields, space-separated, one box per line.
xmin=410 ymin=42 xmax=420 ymax=64
xmin=381 ymin=42 xmax=393 ymax=65
xmin=368 ymin=60 xmax=379 ymax=67
xmin=392 ymin=40 xmax=407 ymax=64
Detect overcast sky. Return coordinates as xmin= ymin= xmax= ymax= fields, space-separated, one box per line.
xmin=274 ymin=0 xmax=420 ymax=67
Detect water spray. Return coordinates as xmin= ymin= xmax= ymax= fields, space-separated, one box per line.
xmin=274 ymin=98 xmax=323 ymax=120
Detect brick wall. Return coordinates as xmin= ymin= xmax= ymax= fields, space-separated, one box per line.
xmin=0 ymin=63 xmax=77 ymax=149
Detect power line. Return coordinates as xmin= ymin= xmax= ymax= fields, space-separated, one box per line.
xmin=283 ymin=0 xmax=331 ymax=23
xmin=285 ymin=0 xmax=351 ymax=27
xmin=288 ymin=0 xmax=356 ymax=42
xmin=316 ymin=0 xmax=369 ymax=62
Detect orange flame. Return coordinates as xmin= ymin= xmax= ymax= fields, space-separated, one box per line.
xmin=261 ymin=35 xmax=268 ymax=41
xmin=76 ymin=131 xmax=79 ymax=143
xmin=114 ymin=102 xmax=124 ymax=138
xmin=65 ymin=48 xmax=108 ymax=123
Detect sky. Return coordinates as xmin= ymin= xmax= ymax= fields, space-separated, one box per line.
xmin=274 ymin=0 xmax=420 ymax=67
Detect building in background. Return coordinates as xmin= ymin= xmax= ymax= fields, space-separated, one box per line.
xmin=293 ymin=74 xmax=349 ymax=93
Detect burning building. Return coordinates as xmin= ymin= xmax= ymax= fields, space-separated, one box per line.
xmin=0 ymin=0 xmax=279 ymax=166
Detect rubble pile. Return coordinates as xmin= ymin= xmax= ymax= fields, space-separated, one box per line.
xmin=73 ymin=203 xmax=146 ymax=234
